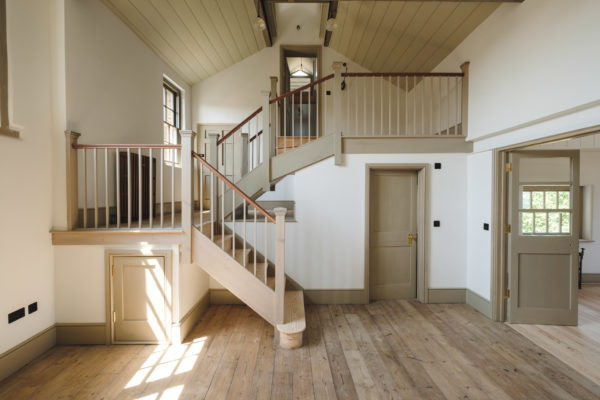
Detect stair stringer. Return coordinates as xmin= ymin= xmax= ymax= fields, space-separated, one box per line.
xmin=219 ymin=135 xmax=336 ymax=217
xmin=192 ymin=226 xmax=276 ymax=326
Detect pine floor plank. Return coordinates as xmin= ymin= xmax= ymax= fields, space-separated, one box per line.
xmin=1 ymin=299 xmax=600 ymax=399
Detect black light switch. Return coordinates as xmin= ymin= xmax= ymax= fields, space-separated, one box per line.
xmin=8 ymin=308 xmax=25 ymax=324
xmin=326 ymin=90 xmax=331 ymax=95
xmin=483 ymin=223 xmax=490 ymax=231
xmin=28 ymin=302 xmax=38 ymax=314
xmin=434 ymin=163 xmax=442 ymax=169
xmin=433 ymin=220 xmax=441 ymax=227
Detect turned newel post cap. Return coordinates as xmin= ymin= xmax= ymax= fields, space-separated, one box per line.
xmin=65 ymin=130 xmax=81 ymax=139
xmin=180 ymin=130 xmax=196 ymax=138
xmin=273 ymin=207 xmax=287 ymax=218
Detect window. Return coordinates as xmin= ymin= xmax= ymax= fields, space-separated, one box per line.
xmin=163 ymin=80 xmax=181 ymax=163
xmin=520 ymin=186 xmax=571 ymax=235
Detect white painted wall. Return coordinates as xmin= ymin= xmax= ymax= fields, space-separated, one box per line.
xmin=435 ymin=0 xmax=600 ymax=151
xmin=54 ymin=245 xmax=209 ymax=325
xmin=65 ymin=0 xmax=191 ymax=144
xmin=466 ymin=152 xmax=493 ymax=300
xmin=192 ymin=3 xmax=370 ymax=127
xmin=53 ymin=0 xmax=209 ymax=325
xmin=225 ymin=154 xmax=467 ymax=290
xmin=0 ymin=0 xmax=56 ymax=353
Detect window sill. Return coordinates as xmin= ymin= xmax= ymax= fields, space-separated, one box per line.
xmin=0 ymin=126 xmax=19 ymax=139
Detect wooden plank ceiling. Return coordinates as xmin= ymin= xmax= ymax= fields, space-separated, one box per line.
xmin=101 ymin=0 xmax=502 ymax=84
xmin=327 ymin=1 xmax=500 ymax=72
xmin=101 ymin=0 xmax=267 ymax=84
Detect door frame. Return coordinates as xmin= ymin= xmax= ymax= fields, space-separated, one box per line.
xmin=491 ymin=125 xmax=600 ymax=322
xmin=365 ymin=164 xmax=429 ymax=303
xmin=279 ymin=44 xmax=323 ymax=138
xmin=105 ymin=248 xmax=173 ymax=344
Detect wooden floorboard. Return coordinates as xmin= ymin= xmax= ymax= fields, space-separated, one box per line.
xmin=509 ymin=283 xmax=600 ymax=390
xmin=1 ymin=300 xmax=600 ymax=399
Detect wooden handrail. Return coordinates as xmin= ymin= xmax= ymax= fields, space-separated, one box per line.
xmin=217 ymin=107 xmax=263 ymax=146
xmin=248 ymin=129 xmax=263 ymax=143
xmin=341 ymin=72 xmax=464 ymax=78
xmin=270 ymin=73 xmax=334 ymax=104
xmin=192 ymin=151 xmax=275 ymax=224
xmin=73 ymin=144 xmax=182 ymax=149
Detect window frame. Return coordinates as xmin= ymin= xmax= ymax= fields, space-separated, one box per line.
xmin=519 ymin=185 xmax=572 ymax=236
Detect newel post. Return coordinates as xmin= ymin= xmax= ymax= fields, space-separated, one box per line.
xmin=207 ymin=133 xmax=220 ymax=220
xmin=240 ymin=132 xmax=249 ymax=177
xmin=274 ymin=207 xmax=287 ymax=326
xmin=460 ymin=61 xmax=469 ymax=137
xmin=332 ymin=62 xmax=343 ymax=136
xmin=180 ymin=130 xmax=196 ymax=264
xmin=261 ymin=90 xmax=272 ymax=190
xmin=65 ymin=131 xmax=81 ymax=230
xmin=270 ymin=76 xmax=278 ymax=155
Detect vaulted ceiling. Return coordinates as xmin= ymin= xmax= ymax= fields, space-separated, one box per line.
xmin=101 ymin=0 xmax=515 ymax=84
xmin=327 ymin=1 xmax=500 ymax=72
xmin=101 ymin=0 xmax=267 ymax=83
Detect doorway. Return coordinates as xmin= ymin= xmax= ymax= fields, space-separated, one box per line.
xmin=367 ymin=167 xmax=423 ymax=301
xmin=279 ymin=45 xmax=322 ymax=152
xmin=107 ymin=250 xmax=172 ymax=344
xmin=505 ymin=151 xmax=580 ymax=325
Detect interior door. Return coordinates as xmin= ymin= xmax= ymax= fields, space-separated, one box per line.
xmin=370 ymin=170 xmax=417 ymax=300
xmin=112 ymin=256 xmax=169 ymax=343
xmin=507 ymin=150 xmax=580 ymax=325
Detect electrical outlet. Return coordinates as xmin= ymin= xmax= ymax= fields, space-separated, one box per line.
xmin=8 ymin=308 xmax=25 ymax=324
xmin=28 ymin=302 xmax=38 ymax=314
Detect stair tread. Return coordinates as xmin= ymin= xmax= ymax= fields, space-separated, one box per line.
xmin=277 ymin=290 xmax=306 ymax=334
xmin=246 ymin=261 xmax=268 ymax=281
xmin=214 ymin=233 xmax=233 ymax=245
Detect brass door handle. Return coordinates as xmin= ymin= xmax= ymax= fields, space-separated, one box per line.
xmin=408 ymin=233 xmax=415 ymax=245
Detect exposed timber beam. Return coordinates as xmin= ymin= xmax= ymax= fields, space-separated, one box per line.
xmin=255 ymin=0 xmax=274 ymax=47
xmin=323 ymin=1 xmax=338 ymax=47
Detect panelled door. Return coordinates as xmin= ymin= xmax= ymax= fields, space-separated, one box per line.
xmin=507 ymin=151 xmax=580 ymax=325
xmin=370 ymin=170 xmax=418 ymax=300
xmin=112 ymin=256 xmax=169 ymax=343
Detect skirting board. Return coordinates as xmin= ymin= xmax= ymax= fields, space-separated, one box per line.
xmin=55 ymin=323 xmax=106 ymax=345
xmin=176 ymin=291 xmax=210 ymax=343
xmin=466 ymin=289 xmax=493 ymax=319
xmin=428 ymin=288 xmax=466 ymax=304
xmin=0 ymin=325 xmax=56 ymax=382
xmin=582 ymin=274 xmax=600 ymax=283
xmin=304 ymin=289 xmax=366 ymax=304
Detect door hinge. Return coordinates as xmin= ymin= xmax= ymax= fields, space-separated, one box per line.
xmin=504 ymin=288 xmax=511 ymax=299
xmin=505 ymin=224 xmax=511 ymax=234
xmin=505 ymin=162 xmax=512 ymax=172
xmin=113 ymin=311 xmax=116 ymax=323
xmin=111 ymin=265 xmax=115 ymax=277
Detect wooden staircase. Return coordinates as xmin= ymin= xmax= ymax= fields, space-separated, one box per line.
xmin=192 ymin=153 xmax=305 ymax=349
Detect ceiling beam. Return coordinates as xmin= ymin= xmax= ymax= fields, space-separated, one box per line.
xmin=254 ymin=0 xmax=273 ymax=47
xmin=323 ymin=0 xmax=338 ymax=47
